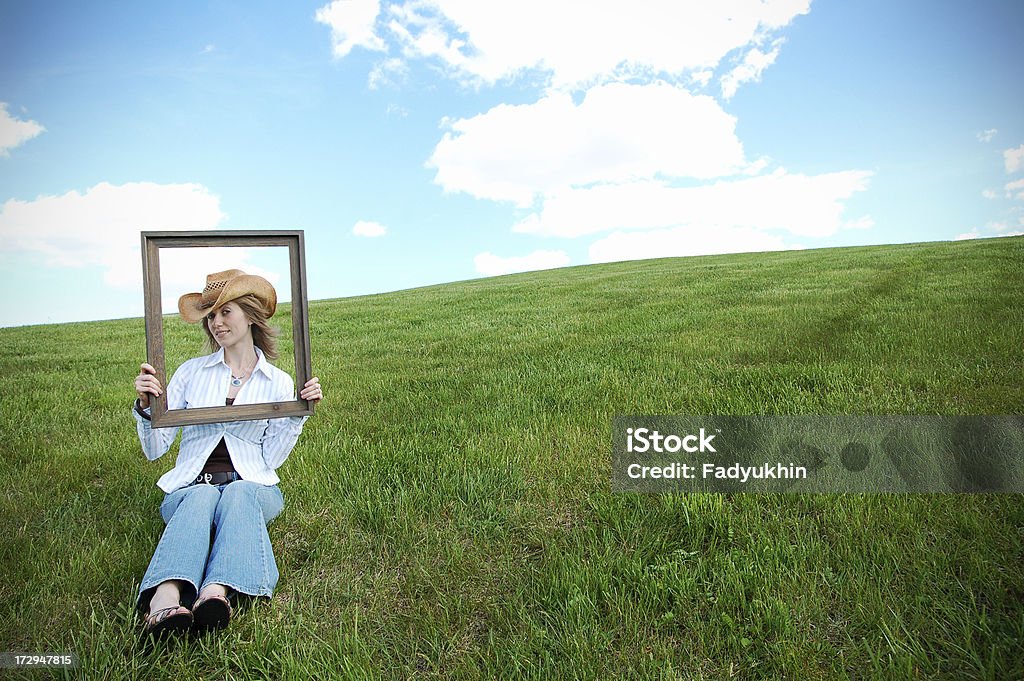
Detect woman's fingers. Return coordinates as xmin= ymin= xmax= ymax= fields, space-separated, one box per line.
xmin=136 ymin=375 xmax=162 ymax=392
xmin=135 ymin=363 xmax=163 ymax=397
xmin=301 ymin=376 xmax=323 ymax=402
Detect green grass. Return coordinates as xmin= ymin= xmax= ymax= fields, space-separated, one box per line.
xmin=1 ymin=238 xmax=1022 ymax=680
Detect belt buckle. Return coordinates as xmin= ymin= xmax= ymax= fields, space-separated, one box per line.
xmin=202 ymin=472 xmax=214 ymax=485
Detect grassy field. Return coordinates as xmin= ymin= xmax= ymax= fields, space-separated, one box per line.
xmin=1 ymin=238 xmax=1022 ymax=679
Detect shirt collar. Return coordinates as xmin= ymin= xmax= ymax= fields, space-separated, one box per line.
xmin=202 ymin=346 xmax=273 ymax=378
xmin=253 ymin=347 xmax=273 ymax=378
xmin=202 ymin=347 xmax=225 ymax=368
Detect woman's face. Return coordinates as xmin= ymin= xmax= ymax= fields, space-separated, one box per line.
xmin=206 ymin=302 xmax=252 ymax=349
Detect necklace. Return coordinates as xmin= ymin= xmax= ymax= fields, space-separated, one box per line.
xmin=230 ymin=354 xmax=258 ymax=387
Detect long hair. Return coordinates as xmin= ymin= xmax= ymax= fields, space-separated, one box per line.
xmin=201 ymin=294 xmax=280 ymax=360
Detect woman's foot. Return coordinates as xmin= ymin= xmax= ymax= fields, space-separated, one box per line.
xmin=148 ymin=579 xmax=184 ymax=613
xmin=143 ymin=605 xmax=192 ymax=638
xmin=193 ymin=584 xmax=233 ymax=632
xmin=143 ymin=579 xmax=191 ymax=638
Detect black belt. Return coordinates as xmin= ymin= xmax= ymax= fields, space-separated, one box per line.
xmin=191 ymin=471 xmax=241 ymax=486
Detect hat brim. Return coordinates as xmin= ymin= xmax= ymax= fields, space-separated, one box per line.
xmin=178 ymin=292 xmax=210 ymax=324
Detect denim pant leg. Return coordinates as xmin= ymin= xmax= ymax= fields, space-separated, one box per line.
xmin=202 ymin=481 xmax=285 ymax=598
xmin=137 ymin=484 xmax=221 ymax=612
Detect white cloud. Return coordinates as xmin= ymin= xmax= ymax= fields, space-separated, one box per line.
xmin=977 ymin=129 xmax=997 ymax=143
xmin=513 ymin=169 xmax=873 ymax=239
xmin=1004 ymin=144 xmax=1024 ymax=174
xmin=368 ymin=57 xmax=408 ymax=89
xmin=158 ymin=247 xmax=285 ymax=313
xmin=429 ymin=82 xmax=751 ymax=206
xmin=385 ymin=4 xmax=471 ymax=75
xmin=315 ymin=0 xmax=386 ymax=58
xmin=954 ymin=221 xmax=1024 ymax=241
xmin=690 ymin=70 xmax=714 ymax=89
xmin=1005 ymin=178 xmax=1024 ymax=200
xmin=588 ymin=225 xmax=798 ymax=263
xmin=378 ymin=0 xmax=810 ymax=90
xmin=474 ymin=249 xmax=570 ymax=276
xmin=720 ymin=40 xmax=783 ymax=100
xmin=0 ymin=103 xmax=45 ymax=156
xmin=0 ymin=182 xmax=226 ymax=288
xmin=954 ymin=229 xmax=1024 ymax=241
xmin=429 ymin=77 xmax=870 ymax=254
xmin=327 ymin=3 xmax=871 ymax=272
xmin=352 ymin=219 xmax=388 ymax=237
xmin=982 ymin=189 xmax=997 ymax=199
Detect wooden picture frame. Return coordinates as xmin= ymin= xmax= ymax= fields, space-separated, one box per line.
xmin=140 ymin=230 xmax=314 ymax=428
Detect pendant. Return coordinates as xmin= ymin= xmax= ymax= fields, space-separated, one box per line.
xmin=231 ymin=377 xmax=242 ymax=387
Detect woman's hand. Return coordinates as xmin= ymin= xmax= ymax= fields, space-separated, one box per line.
xmin=135 ymin=363 xmax=163 ymax=409
xmin=300 ymin=376 xmax=323 ymax=404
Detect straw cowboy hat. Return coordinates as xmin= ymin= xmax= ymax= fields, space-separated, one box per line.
xmin=178 ymin=269 xmax=277 ymax=323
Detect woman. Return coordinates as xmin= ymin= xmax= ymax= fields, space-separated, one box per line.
xmin=132 ymin=269 xmax=322 ymax=637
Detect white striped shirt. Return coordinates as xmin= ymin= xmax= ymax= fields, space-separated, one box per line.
xmin=133 ymin=347 xmax=308 ymax=493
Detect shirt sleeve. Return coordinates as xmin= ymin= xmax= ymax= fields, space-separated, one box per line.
xmin=132 ymin=361 xmax=189 ymax=460
xmin=259 ymin=375 xmax=309 ymax=470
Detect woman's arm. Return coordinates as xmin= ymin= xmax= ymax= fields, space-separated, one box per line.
xmin=260 ymin=376 xmax=322 ymax=470
xmin=132 ymin=362 xmax=186 ymax=460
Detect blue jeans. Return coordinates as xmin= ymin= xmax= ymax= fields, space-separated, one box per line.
xmin=137 ymin=480 xmax=284 ymax=612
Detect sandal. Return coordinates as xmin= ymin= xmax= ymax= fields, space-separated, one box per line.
xmin=192 ymin=593 xmax=233 ymax=632
xmin=143 ymin=605 xmax=192 ymax=638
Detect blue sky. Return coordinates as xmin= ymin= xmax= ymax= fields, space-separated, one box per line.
xmin=1 ymin=0 xmax=1022 ymax=327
